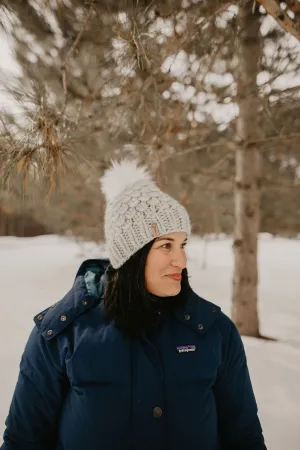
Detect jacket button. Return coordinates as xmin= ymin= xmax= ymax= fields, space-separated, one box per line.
xmin=60 ymin=315 xmax=67 ymax=321
xmin=82 ymin=300 xmax=88 ymax=306
xmin=212 ymin=307 xmax=217 ymax=313
xmin=197 ymin=324 xmax=204 ymax=330
xmin=153 ymin=407 xmax=163 ymax=418
xmin=37 ymin=315 xmax=43 ymax=321
xmin=185 ymin=313 xmax=191 ymax=321
xmin=47 ymin=330 xmax=53 ymax=336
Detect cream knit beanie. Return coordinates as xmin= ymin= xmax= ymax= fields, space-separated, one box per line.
xmin=100 ymin=159 xmax=191 ymax=269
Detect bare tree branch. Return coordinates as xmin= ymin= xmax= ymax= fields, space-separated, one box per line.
xmin=258 ymin=0 xmax=300 ymax=41
xmin=160 ymin=139 xmax=237 ymax=162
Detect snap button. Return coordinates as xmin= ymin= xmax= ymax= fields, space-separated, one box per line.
xmin=212 ymin=307 xmax=217 ymax=313
xmin=185 ymin=313 xmax=191 ymax=321
xmin=153 ymin=407 xmax=163 ymax=418
xmin=47 ymin=330 xmax=53 ymax=336
xmin=37 ymin=314 xmax=43 ymax=321
xmin=60 ymin=315 xmax=67 ymax=321
xmin=82 ymin=300 xmax=88 ymax=306
xmin=197 ymin=324 xmax=204 ymax=330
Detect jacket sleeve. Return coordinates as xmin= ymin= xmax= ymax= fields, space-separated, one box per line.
xmin=1 ymin=326 xmax=70 ymax=450
xmin=213 ymin=316 xmax=267 ymax=450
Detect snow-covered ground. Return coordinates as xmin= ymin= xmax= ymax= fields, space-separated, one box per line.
xmin=0 ymin=234 xmax=299 ymax=449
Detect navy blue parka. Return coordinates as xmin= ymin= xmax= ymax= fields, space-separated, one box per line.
xmin=1 ymin=259 xmax=266 ymax=450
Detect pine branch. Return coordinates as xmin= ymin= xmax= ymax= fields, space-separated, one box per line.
xmin=61 ymin=0 xmax=95 ymax=113
xmin=0 ymin=82 xmax=91 ymax=195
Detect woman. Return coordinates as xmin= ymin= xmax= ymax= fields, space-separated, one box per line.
xmin=1 ymin=160 xmax=266 ymax=450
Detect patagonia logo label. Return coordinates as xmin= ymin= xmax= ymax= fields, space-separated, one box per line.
xmin=176 ymin=344 xmax=196 ymax=354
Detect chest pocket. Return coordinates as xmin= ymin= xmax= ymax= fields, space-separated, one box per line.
xmin=66 ymin=324 xmax=131 ymax=388
xmin=158 ymin=321 xmax=222 ymax=387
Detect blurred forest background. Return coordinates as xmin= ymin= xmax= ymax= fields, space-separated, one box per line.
xmin=0 ymin=0 xmax=299 ymax=239
xmin=0 ymin=0 xmax=300 ymax=336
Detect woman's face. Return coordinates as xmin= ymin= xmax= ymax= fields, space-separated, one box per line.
xmin=145 ymin=231 xmax=188 ymax=297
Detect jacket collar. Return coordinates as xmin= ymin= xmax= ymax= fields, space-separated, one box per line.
xmin=173 ymin=289 xmax=221 ymax=335
xmin=34 ymin=259 xmax=221 ymax=340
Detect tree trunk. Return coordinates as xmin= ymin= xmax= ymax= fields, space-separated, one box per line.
xmin=232 ymin=2 xmax=263 ymax=337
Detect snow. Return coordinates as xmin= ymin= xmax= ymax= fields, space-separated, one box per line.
xmin=0 ymin=234 xmax=300 ymax=449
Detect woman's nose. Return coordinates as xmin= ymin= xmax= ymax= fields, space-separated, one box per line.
xmin=171 ymin=250 xmax=187 ymax=269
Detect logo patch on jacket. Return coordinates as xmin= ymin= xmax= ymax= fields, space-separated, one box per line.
xmin=176 ymin=344 xmax=196 ymax=354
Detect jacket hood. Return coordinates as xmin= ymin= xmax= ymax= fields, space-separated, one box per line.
xmin=74 ymin=258 xmax=111 ymax=298
xmin=74 ymin=258 xmax=110 ymax=279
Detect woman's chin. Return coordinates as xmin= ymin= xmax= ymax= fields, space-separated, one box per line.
xmin=148 ymin=282 xmax=182 ymax=297
xmin=163 ymin=287 xmax=182 ymax=297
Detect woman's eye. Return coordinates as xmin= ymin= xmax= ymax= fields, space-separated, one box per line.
xmin=161 ymin=243 xmax=186 ymax=249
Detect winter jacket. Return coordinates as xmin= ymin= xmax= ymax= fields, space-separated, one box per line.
xmin=1 ymin=259 xmax=266 ymax=450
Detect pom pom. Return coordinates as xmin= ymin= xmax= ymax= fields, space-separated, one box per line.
xmin=100 ymin=159 xmax=152 ymax=203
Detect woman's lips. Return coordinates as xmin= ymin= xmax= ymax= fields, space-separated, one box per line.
xmin=166 ymin=274 xmax=182 ymax=281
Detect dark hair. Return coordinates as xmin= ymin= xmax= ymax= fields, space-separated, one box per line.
xmin=103 ymin=239 xmax=191 ymax=338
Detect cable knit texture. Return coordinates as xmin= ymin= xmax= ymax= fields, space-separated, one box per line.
xmin=101 ymin=160 xmax=191 ymax=268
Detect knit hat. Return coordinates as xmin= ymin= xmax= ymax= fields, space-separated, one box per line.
xmin=100 ymin=159 xmax=191 ymax=269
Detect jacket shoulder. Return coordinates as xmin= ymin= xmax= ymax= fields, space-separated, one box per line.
xmin=213 ymin=310 xmax=245 ymax=361
xmin=214 ymin=309 xmax=240 ymax=338
xmin=33 ymin=276 xmax=102 ymax=341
